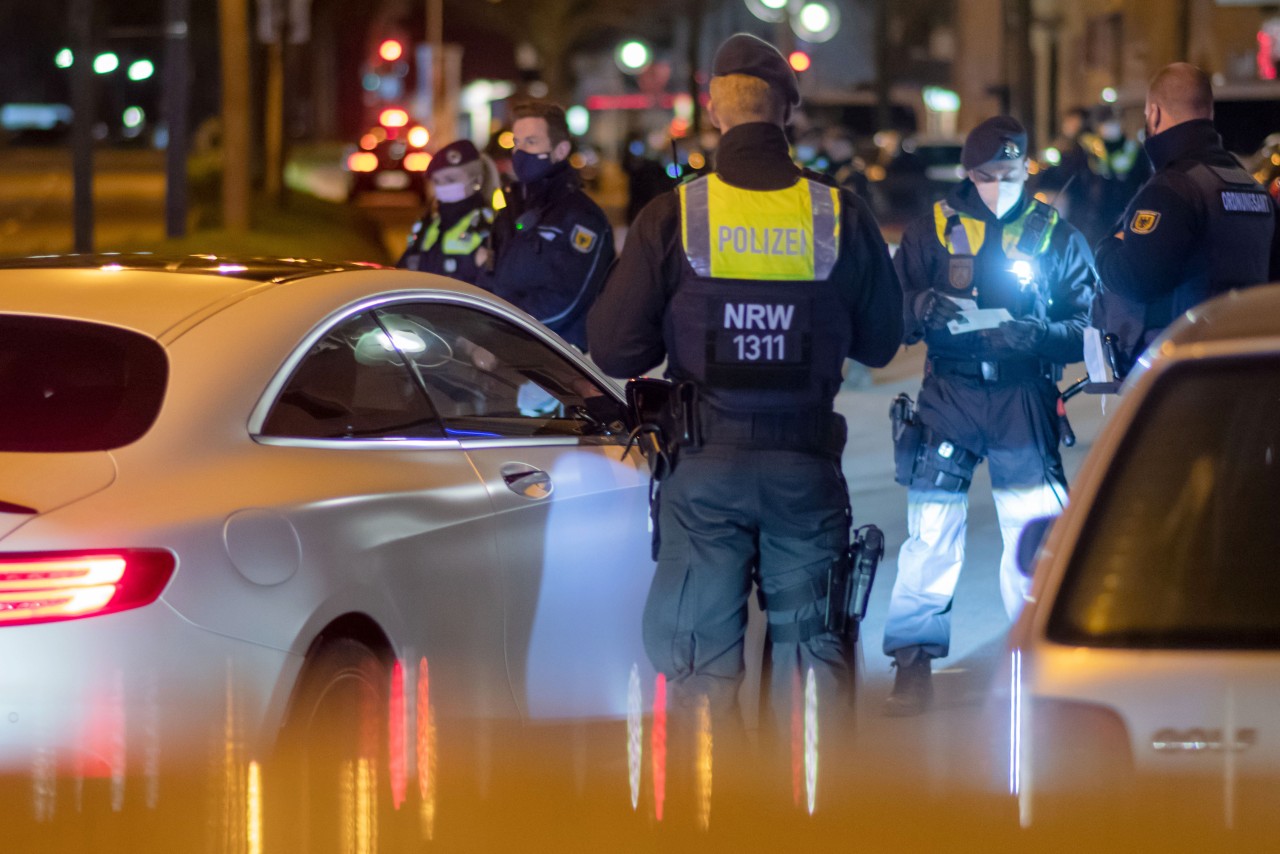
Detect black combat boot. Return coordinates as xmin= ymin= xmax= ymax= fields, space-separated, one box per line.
xmin=883 ymin=646 xmax=933 ymax=717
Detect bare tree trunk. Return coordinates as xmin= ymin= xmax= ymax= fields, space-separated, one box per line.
xmin=220 ymin=0 xmax=252 ymax=232
xmin=264 ymin=39 xmax=285 ymax=207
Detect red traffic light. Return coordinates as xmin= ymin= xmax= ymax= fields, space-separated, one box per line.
xmin=378 ymin=39 xmax=404 ymax=63
xmin=788 ymin=51 xmax=811 ymax=73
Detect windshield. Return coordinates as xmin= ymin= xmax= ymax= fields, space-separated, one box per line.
xmin=0 ymin=314 xmax=168 ymax=452
xmin=1048 ymin=357 xmax=1280 ymax=648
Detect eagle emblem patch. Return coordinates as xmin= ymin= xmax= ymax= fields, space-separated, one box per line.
xmin=571 ymin=224 xmax=598 ymax=253
xmin=948 ymin=256 xmax=975 ymax=290
xmin=1130 ymin=210 xmax=1161 ymax=235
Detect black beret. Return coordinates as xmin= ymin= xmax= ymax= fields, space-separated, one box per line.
xmin=712 ymin=33 xmax=800 ymax=107
xmin=426 ymin=139 xmax=480 ymax=178
xmin=961 ymin=116 xmax=1028 ymax=170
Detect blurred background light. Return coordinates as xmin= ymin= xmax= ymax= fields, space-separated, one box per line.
xmin=616 ymin=40 xmax=651 ymax=74
xmin=566 ymin=105 xmax=590 ymax=136
xmin=93 ymin=52 xmax=119 ymax=74
xmin=127 ymin=59 xmax=154 ymax=81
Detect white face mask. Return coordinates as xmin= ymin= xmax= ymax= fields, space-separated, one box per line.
xmin=434 ymin=181 xmax=474 ymax=203
xmin=976 ymin=180 xmax=1024 ymax=219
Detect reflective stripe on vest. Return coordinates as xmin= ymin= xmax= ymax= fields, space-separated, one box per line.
xmin=421 ymin=208 xmax=491 ymax=255
xmin=933 ymin=201 xmax=986 ymax=254
xmin=932 ymin=199 xmax=1058 ymax=260
xmin=680 ymin=175 xmax=840 ymax=281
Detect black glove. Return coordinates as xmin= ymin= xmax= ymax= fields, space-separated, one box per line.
xmin=997 ymin=317 xmax=1048 ymax=351
xmin=914 ymin=291 xmax=964 ymax=331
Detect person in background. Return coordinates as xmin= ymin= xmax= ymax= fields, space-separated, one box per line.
xmin=397 ymin=140 xmax=499 ymax=284
xmin=1092 ymin=63 xmax=1278 ymax=376
xmin=478 ymin=101 xmax=615 ymax=352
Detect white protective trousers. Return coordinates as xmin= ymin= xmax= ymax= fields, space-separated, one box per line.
xmin=882 ymin=481 xmax=1066 ymax=658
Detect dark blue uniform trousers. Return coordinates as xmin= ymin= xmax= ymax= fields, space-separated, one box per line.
xmin=643 ymin=445 xmax=854 ymax=735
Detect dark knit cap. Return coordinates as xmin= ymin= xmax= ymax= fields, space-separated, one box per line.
xmin=426 ymin=139 xmax=480 ymax=178
xmin=961 ymin=116 xmax=1028 ymax=170
xmin=712 ymin=33 xmax=800 ymax=107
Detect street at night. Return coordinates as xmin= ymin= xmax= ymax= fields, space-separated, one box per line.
xmin=5 ymin=0 xmax=1280 ymax=851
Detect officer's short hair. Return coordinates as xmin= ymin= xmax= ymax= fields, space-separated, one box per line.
xmin=511 ymin=101 xmax=571 ymax=148
xmin=1149 ymin=63 xmax=1214 ymax=120
xmin=709 ymin=74 xmax=787 ymax=126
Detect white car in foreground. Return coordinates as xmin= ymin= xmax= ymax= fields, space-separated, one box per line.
xmin=0 ymin=255 xmax=655 ymax=847
xmin=1008 ymin=285 xmax=1280 ymax=831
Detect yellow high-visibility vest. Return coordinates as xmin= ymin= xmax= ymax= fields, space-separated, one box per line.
xmin=679 ymin=174 xmax=841 ymax=281
xmin=932 ymin=199 xmax=1058 ymax=261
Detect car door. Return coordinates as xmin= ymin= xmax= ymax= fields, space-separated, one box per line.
xmin=251 ymin=307 xmax=512 ymax=720
xmin=369 ymin=299 xmax=656 ymax=721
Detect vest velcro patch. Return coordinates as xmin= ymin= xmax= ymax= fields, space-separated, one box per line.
xmin=1221 ymin=191 xmax=1272 ymax=214
xmin=571 ymin=224 xmax=598 ymax=253
xmin=1130 ymin=210 xmax=1161 ymax=234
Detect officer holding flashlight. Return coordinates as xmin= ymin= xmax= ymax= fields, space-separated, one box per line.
xmin=884 ymin=116 xmax=1096 ymax=716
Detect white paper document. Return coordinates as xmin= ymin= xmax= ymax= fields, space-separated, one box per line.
xmin=947 ymin=307 xmax=1012 ymax=335
xmin=1083 ymin=326 xmax=1111 ymax=384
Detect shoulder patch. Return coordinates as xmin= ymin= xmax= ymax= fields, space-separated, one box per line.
xmin=1129 ymin=210 xmax=1161 ymax=235
xmin=571 ymin=224 xmax=598 ymax=253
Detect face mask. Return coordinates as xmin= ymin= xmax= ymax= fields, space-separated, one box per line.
xmin=434 ymin=181 xmax=474 ymax=203
xmin=512 ymin=149 xmax=557 ymax=184
xmin=976 ymin=179 xmax=1024 ymax=219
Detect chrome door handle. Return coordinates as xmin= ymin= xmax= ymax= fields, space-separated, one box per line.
xmin=501 ymin=465 xmax=553 ymax=499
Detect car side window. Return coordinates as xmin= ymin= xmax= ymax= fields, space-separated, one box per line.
xmin=369 ymin=302 xmax=627 ymax=440
xmin=260 ymin=312 xmax=446 ymax=440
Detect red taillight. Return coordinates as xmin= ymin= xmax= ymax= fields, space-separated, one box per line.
xmin=0 ymin=549 xmax=175 ymax=627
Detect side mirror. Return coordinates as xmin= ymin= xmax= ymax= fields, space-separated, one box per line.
xmin=1016 ymin=515 xmax=1057 ymax=578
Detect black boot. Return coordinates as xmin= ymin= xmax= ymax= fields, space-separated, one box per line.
xmin=883 ymin=646 xmax=933 ymax=717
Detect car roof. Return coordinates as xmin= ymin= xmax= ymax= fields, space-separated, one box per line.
xmin=0 ymin=254 xmax=388 ymax=339
xmin=1159 ymin=283 xmax=1280 ymax=353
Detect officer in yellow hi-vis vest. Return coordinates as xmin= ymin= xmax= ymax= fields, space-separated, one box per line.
xmin=883 ymin=116 xmax=1096 ymax=716
xmin=588 ymin=34 xmax=902 ymax=745
xmin=398 ymin=140 xmax=497 ymax=284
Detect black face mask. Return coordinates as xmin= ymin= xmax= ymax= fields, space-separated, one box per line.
xmin=512 ymin=149 xmax=557 ymax=184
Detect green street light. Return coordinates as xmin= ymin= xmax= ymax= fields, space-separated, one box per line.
xmin=122 ymin=106 xmax=145 ymax=129
xmin=127 ymin=59 xmax=155 ymax=81
xmin=55 ymin=48 xmax=73 ymax=69
xmin=616 ymin=40 xmax=650 ymax=73
xmin=93 ymin=52 xmax=120 ymax=74
xmin=792 ymin=1 xmax=840 ymax=44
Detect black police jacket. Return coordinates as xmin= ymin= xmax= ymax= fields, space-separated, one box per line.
xmin=477 ymin=162 xmax=614 ymax=350
xmin=396 ymin=196 xmax=491 ymax=285
xmin=587 ymin=122 xmax=903 ymax=411
xmin=1095 ymin=119 xmax=1279 ymax=330
xmin=897 ymin=180 xmax=1095 ymax=365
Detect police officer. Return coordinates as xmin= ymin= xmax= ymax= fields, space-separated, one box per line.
xmin=883 ymin=116 xmax=1095 ymax=716
xmin=1076 ymin=104 xmax=1150 ymax=246
xmin=397 ymin=140 xmax=496 ymax=283
xmin=588 ymin=34 xmax=903 ymax=734
xmin=1093 ymin=63 xmax=1278 ymax=375
xmin=479 ymin=101 xmax=614 ymax=351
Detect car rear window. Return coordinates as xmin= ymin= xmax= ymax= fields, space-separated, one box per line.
xmin=1048 ymin=357 xmax=1280 ymax=649
xmin=0 ymin=315 xmax=167 ymax=452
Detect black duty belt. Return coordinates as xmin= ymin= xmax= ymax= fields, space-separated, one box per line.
xmin=699 ymin=405 xmax=846 ymax=457
xmin=928 ymin=357 xmax=1050 ymax=384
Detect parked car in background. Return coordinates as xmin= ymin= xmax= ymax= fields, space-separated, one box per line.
xmin=1004 ymin=285 xmax=1280 ymax=832
xmin=346 ymin=110 xmax=432 ymax=202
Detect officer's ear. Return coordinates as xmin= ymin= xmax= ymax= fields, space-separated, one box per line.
xmin=552 ymin=139 xmax=572 ymax=163
xmin=707 ymin=99 xmax=723 ymax=131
